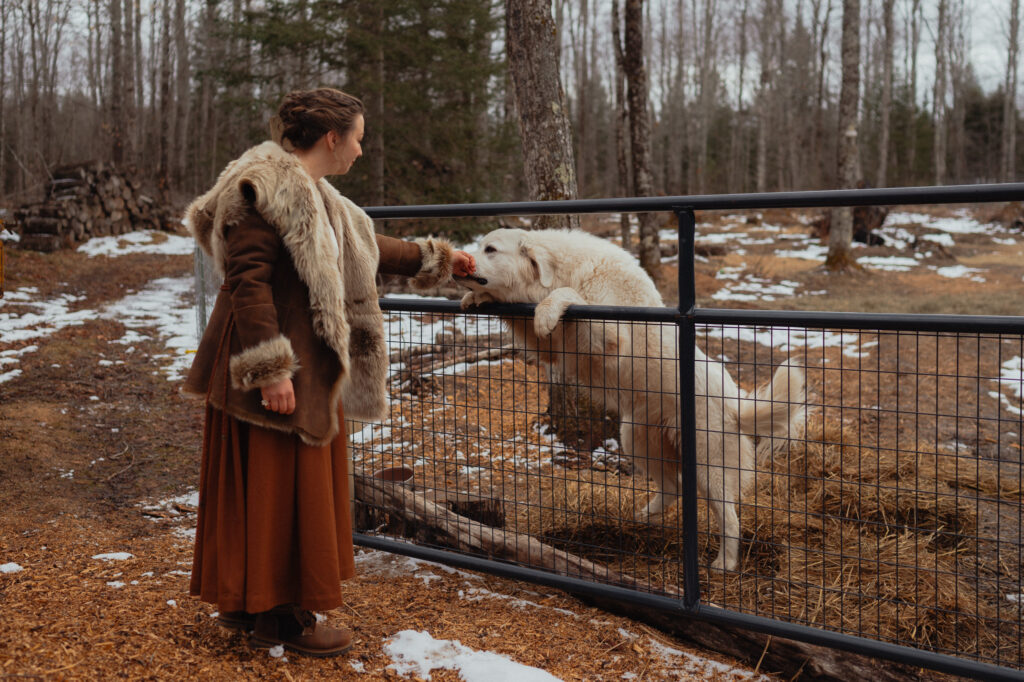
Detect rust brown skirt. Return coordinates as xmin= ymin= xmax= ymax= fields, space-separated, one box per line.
xmin=189 ymin=405 xmax=355 ymax=614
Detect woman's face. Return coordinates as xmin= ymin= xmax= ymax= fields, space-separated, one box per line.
xmin=332 ymin=114 xmax=364 ymax=175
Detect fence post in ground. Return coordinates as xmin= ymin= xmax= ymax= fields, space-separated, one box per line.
xmin=675 ymin=206 xmax=700 ymax=610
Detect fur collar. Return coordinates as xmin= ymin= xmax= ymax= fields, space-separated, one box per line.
xmin=185 ymin=141 xmax=388 ymax=423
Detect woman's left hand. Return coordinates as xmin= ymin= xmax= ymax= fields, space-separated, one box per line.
xmin=453 ymin=250 xmax=476 ymax=278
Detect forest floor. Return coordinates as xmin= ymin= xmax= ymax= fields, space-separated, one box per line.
xmin=1 ymin=202 xmax=1022 ymax=680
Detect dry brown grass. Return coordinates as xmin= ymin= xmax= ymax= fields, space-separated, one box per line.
xmin=482 ymin=409 xmax=1024 ymax=666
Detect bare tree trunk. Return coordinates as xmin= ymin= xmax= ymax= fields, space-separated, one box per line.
xmin=1004 ymin=0 xmax=1021 ymax=182
xmin=122 ymin=0 xmax=136 ymax=166
xmin=173 ymin=0 xmax=190 ymax=186
xmin=933 ymin=0 xmax=948 ymax=185
xmin=948 ymin=1 xmax=967 ymax=182
xmin=158 ymin=0 xmax=172 ymax=199
xmin=0 ymin=0 xmax=7 ymax=194
xmin=878 ymin=0 xmax=894 ymax=186
xmin=370 ymin=6 xmax=386 ymax=205
xmin=109 ymin=0 xmax=125 ymax=165
xmin=624 ymin=0 xmax=660 ymax=277
xmin=812 ymin=0 xmax=832 ymax=186
xmin=729 ymin=0 xmax=749 ymax=192
xmin=827 ymin=0 xmax=860 ymax=271
xmin=906 ymin=0 xmax=921 ymax=182
xmin=134 ymin=0 xmax=143 ymax=154
xmin=148 ymin=0 xmax=158 ymax=174
xmin=755 ymin=0 xmax=774 ymax=192
xmin=612 ymin=0 xmax=631 ymax=249
xmin=694 ymin=0 xmax=716 ymax=195
xmin=505 ymin=0 xmax=580 ymax=230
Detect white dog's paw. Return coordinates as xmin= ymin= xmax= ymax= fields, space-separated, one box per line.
xmin=710 ymin=551 xmax=737 ymax=572
xmin=460 ymin=291 xmax=495 ymax=310
xmin=533 ymin=299 xmax=563 ymax=337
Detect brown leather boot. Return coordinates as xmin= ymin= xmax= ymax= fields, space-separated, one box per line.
xmin=250 ymin=605 xmax=353 ymax=658
xmin=216 ymin=610 xmax=256 ymax=632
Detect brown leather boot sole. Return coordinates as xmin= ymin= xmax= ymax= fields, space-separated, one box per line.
xmin=250 ymin=608 xmax=354 ymax=658
xmin=249 ymin=631 xmax=354 ymax=658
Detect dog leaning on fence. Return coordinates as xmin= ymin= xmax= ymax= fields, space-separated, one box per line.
xmin=457 ymin=227 xmax=805 ymax=571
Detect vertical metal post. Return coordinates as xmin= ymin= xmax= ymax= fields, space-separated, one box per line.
xmin=675 ymin=207 xmax=700 ymax=610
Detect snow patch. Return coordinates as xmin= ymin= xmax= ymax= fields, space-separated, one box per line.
xmin=92 ymin=552 xmax=134 ymax=561
xmin=1 ymin=562 xmax=24 ymax=574
xmin=934 ymin=265 xmax=986 ymax=282
xmin=77 ymin=230 xmax=194 ymax=258
xmin=384 ymin=630 xmax=562 ymax=681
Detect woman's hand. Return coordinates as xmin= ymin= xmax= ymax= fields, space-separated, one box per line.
xmin=260 ymin=378 xmax=296 ymax=415
xmin=453 ymin=250 xmax=476 ymax=278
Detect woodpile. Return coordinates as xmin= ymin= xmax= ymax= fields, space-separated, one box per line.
xmin=13 ymin=162 xmax=176 ymax=252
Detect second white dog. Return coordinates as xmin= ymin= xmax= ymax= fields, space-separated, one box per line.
xmin=458 ymin=227 xmax=805 ymax=571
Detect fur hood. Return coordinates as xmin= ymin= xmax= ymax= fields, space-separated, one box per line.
xmin=185 ymin=141 xmax=388 ymax=423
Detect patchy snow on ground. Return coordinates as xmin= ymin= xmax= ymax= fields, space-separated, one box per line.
xmin=991 ymin=356 xmax=1024 ymax=416
xmin=920 ymin=232 xmax=956 ymax=247
xmin=711 ymin=276 xmax=803 ymax=302
xmin=385 ymin=629 xmax=563 ymax=682
xmin=140 ymin=490 xmax=199 ymax=518
xmin=92 ymin=552 xmax=134 ymax=561
xmin=858 ymin=255 xmax=921 ymax=272
xmin=775 ymin=243 xmax=829 ymax=261
xmin=699 ymin=325 xmax=876 ymax=360
xmin=885 ymin=211 xmax=997 ymax=235
xmin=0 ymin=289 xmax=95 ymax=347
xmin=77 ymin=230 xmax=195 ymax=258
xmin=1 ymin=562 xmax=24 ymax=574
xmin=934 ymin=265 xmax=987 ymax=282
xmin=0 ymin=226 xmax=19 ymax=242
xmin=0 ymin=274 xmax=198 ymax=384
xmin=102 ymin=275 xmax=197 ymax=381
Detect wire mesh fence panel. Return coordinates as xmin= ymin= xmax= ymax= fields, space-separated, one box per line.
xmin=349 ymin=304 xmax=1024 ymax=671
xmin=696 ymin=323 xmax=1024 ymax=669
xmin=351 ymin=305 xmax=686 ymax=588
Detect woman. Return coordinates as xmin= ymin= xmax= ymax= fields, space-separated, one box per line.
xmin=182 ymin=88 xmax=475 ymax=657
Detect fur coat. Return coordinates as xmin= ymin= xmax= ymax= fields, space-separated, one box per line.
xmin=182 ymin=141 xmax=453 ymax=445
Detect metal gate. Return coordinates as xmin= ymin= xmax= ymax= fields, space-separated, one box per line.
xmin=351 ymin=184 xmax=1024 ymax=680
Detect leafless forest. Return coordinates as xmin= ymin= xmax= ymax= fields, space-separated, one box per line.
xmin=2 ymin=0 xmax=1022 ymax=211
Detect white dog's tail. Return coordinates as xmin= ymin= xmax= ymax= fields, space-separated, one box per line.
xmin=737 ymin=361 xmax=806 ymax=442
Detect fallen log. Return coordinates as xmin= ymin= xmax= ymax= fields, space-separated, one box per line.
xmin=352 ymin=472 xmax=657 ymax=590
xmin=353 ymin=472 xmax=928 ymax=681
xmin=391 ymin=345 xmax=517 ymax=387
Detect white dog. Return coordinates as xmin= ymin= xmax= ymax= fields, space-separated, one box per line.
xmin=458 ymin=227 xmax=805 ymax=571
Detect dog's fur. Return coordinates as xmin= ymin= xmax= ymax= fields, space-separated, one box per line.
xmin=459 ymin=228 xmax=805 ymax=571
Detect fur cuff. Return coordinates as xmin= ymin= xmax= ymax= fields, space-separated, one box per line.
xmin=411 ymin=237 xmax=454 ymax=290
xmin=229 ymin=335 xmax=300 ymax=391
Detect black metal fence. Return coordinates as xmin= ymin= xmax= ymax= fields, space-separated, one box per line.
xmin=351 ymin=184 xmax=1024 ymax=680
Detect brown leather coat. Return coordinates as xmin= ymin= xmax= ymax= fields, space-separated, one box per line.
xmin=182 ymin=142 xmax=453 ymax=445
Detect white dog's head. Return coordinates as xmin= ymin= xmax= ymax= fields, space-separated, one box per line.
xmin=456 ymin=228 xmax=556 ymax=302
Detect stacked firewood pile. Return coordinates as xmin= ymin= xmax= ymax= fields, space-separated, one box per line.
xmin=13 ymin=162 xmax=176 ymax=252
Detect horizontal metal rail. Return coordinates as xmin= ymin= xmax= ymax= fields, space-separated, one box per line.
xmin=382 ymin=298 xmax=1024 ymax=334
xmin=353 ymin=534 xmax=1022 ymax=682
xmin=365 ymin=182 xmax=1024 ymax=219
